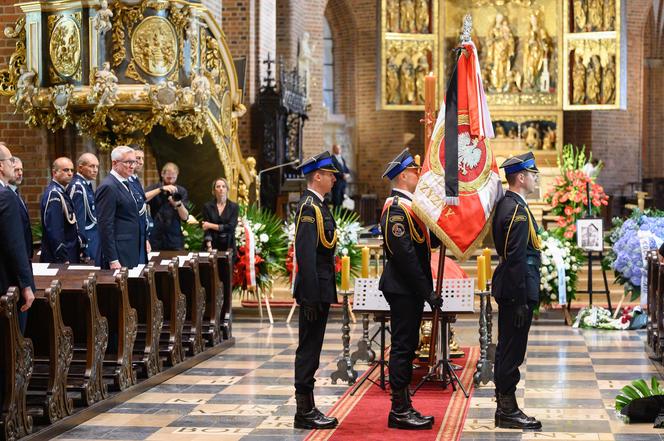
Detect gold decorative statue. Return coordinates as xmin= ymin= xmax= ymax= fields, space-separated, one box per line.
xmin=415 ymin=0 xmax=430 ymax=33
xmin=399 ymin=54 xmax=415 ymax=104
xmin=387 ymin=52 xmax=400 ymax=104
xmin=602 ymin=56 xmax=616 ymax=104
xmin=573 ymin=0 xmax=587 ymax=32
xmin=400 ymin=0 xmax=416 ymax=33
xmin=604 ymin=0 xmax=616 ymax=30
xmin=415 ymin=55 xmax=429 ymax=104
xmin=486 ymin=13 xmax=515 ymax=92
xmin=572 ymin=53 xmax=586 ymax=104
xmin=387 ymin=0 xmax=399 ymax=32
xmin=588 ymin=0 xmax=603 ymax=31
xmin=524 ymin=123 xmax=541 ymax=150
xmin=586 ymin=55 xmax=601 ymax=104
xmin=542 ymin=126 xmax=556 ymax=150
xmin=523 ymin=13 xmax=550 ymax=91
xmin=495 ymin=124 xmax=506 ymax=138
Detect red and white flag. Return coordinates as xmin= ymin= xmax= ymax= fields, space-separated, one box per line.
xmin=413 ymin=42 xmax=503 ymax=261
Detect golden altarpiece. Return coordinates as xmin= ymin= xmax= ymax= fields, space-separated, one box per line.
xmin=380 ymin=0 xmax=625 ymax=193
xmin=0 ymin=0 xmax=257 ymax=207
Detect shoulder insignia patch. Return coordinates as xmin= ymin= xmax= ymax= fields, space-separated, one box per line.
xmin=389 ymin=215 xmax=404 ymax=222
xmin=514 ymin=215 xmax=527 ymax=222
xmin=391 ymin=222 xmax=405 ymax=237
xmin=300 ymin=215 xmax=315 ymax=223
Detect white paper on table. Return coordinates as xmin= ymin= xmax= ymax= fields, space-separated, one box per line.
xmin=159 ymin=259 xmax=172 ymax=266
xmin=198 ymin=252 xmax=210 ymax=258
xmin=148 ymin=252 xmax=159 ymax=259
xmin=67 ymin=265 xmax=101 ymax=271
xmin=127 ymin=264 xmax=145 ymax=278
xmin=32 ymin=263 xmax=58 ymax=276
xmin=177 ymin=255 xmax=190 ymax=267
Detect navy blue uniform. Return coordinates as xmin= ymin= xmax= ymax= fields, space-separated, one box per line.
xmin=96 ymin=174 xmax=145 ymax=269
xmin=293 ymin=190 xmax=338 ymax=394
xmin=491 ymin=190 xmax=541 ymax=395
xmin=146 ymin=183 xmax=187 ymax=251
xmin=68 ymin=174 xmax=101 ymax=265
xmin=128 ymin=175 xmax=149 ymax=264
xmin=11 ymin=186 xmax=33 ymax=264
xmin=40 ymin=180 xmax=81 ymax=263
xmin=379 ymin=190 xmax=439 ymax=390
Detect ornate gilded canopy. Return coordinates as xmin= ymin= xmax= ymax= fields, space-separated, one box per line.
xmin=0 ymin=0 xmax=255 ymax=202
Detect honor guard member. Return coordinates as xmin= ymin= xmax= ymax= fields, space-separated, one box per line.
xmin=40 ymin=157 xmax=83 ymax=263
xmin=379 ymin=149 xmax=442 ymax=430
xmin=292 ymin=151 xmax=339 ymax=430
xmin=68 ymin=153 xmax=101 ymax=265
xmin=492 ymin=152 xmax=542 ymax=430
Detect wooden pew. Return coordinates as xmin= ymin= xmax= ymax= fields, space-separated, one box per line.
xmin=0 ymin=288 xmax=34 ymax=440
xmin=150 ymin=253 xmax=205 ymax=357
xmin=78 ymin=268 xmax=138 ymax=391
xmin=657 ymin=261 xmax=664 ymax=359
xmin=216 ymin=250 xmax=234 ymax=340
xmin=647 ymin=251 xmax=659 ymax=353
xmin=34 ymin=273 xmax=108 ymax=406
xmin=197 ymin=251 xmax=224 ymax=346
xmin=150 ymin=258 xmax=186 ymax=367
xmin=25 ymin=280 xmax=73 ymax=424
xmin=126 ymin=263 xmax=164 ymax=378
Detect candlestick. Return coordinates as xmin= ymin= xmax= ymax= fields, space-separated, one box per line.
xmin=361 ymin=247 xmax=370 ymax=278
xmin=483 ymin=248 xmax=492 ymax=282
xmin=341 ymin=255 xmax=351 ymax=291
xmin=477 ymin=255 xmax=486 ymax=291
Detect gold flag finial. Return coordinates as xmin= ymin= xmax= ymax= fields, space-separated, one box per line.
xmin=461 ymin=14 xmax=472 ymax=43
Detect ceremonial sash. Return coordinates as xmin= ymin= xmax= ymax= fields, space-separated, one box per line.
xmin=382 ymin=196 xmax=431 ymax=248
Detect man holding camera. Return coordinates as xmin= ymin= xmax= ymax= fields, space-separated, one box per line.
xmin=146 ymin=162 xmax=189 ymax=251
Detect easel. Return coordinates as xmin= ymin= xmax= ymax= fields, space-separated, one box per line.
xmin=350 ymin=313 xmax=391 ymax=395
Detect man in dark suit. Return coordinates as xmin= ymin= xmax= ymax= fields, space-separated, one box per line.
xmin=330 ymin=144 xmax=350 ymax=209
xmin=40 ymin=157 xmax=82 ymax=263
xmin=68 ymin=153 xmax=101 ymax=265
xmin=292 ymin=151 xmax=339 ymax=430
xmin=96 ymin=146 xmax=145 ymax=269
xmin=8 ymin=156 xmax=33 ymax=263
xmin=0 ymin=143 xmax=34 ymax=316
xmin=379 ymin=149 xmax=441 ymax=430
xmin=491 ymin=152 xmax=542 ymax=430
xmin=131 ymin=147 xmax=153 ymax=263
xmin=146 ymin=162 xmax=189 ymax=251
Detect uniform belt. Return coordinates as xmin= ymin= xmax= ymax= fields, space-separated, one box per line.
xmin=498 ymin=256 xmax=539 ymax=265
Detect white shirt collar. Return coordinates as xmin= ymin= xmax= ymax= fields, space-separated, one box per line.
xmin=308 ymin=188 xmax=325 ymax=202
xmin=110 ymin=169 xmax=128 ymax=183
xmin=508 ymin=190 xmax=528 ymax=206
xmin=393 ymin=188 xmax=414 ymax=200
xmin=8 ymin=184 xmax=17 ymax=191
xmin=51 ymin=180 xmax=66 ymax=191
xmin=0 ymin=180 xmax=5 ymax=187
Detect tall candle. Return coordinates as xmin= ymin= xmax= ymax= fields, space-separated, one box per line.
xmin=424 ymin=72 xmax=436 ymax=150
xmin=341 ymin=255 xmax=351 ymax=291
xmin=361 ymin=247 xmax=370 ymax=278
xmin=477 ymin=255 xmax=486 ymax=291
xmin=483 ymin=248 xmax=492 ymax=281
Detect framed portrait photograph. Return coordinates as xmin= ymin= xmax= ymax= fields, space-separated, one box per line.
xmin=576 ymin=218 xmax=604 ymax=252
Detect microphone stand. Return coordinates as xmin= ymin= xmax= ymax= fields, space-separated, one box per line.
xmin=257 ymin=159 xmax=300 ymax=210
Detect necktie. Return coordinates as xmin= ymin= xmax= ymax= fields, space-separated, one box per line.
xmin=14 ymin=187 xmax=27 ymax=210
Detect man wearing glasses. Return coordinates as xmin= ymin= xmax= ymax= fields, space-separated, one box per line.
xmin=40 ymin=157 xmax=82 ymax=263
xmin=96 ymin=146 xmax=146 ymax=269
xmin=68 ymin=153 xmax=101 ymax=265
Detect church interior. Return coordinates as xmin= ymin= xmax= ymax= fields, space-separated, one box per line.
xmin=0 ymin=0 xmax=663 ymax=440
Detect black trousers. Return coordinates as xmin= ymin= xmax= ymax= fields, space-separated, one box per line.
xmin=494 ymin=300 xmax=537 ymax=395
xmin=384 ymin=292 xmax=424 ymax=390
xmin=294 ymin=303 xmax=331 ymax=394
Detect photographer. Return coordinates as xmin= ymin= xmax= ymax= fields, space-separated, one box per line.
xmin=145 ymin=162 xmax=189 ymax=251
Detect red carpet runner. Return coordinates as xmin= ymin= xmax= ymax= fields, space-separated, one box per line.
xmin=306 ymin=346 xmax=479 ymax=441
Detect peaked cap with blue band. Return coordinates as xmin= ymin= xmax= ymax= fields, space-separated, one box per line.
xmin=382 ymin=148 xmax=420 ymax=180
xmin=500 ymin=152 xmax=539 ymax=175
xmin=298 ymin=151 xmax=340 ymax=175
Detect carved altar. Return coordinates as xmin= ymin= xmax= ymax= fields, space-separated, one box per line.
xmin=380 ymin=0 xmax=624 ymax=186
xmin=0 ymin=0 xmax=255 ymax=203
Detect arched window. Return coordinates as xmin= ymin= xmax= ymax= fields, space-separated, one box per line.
xmin=323 ymin=18 xmax=335 ymax=112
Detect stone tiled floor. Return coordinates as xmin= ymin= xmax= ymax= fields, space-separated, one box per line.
xmin=51 ymin=310 xmax=664 ymax=440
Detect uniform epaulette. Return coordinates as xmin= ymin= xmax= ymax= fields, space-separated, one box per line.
xmin=392 ymin=196 xmax=400 ymax=206
xmin=304 ymin=196 xmax=314 ymax=206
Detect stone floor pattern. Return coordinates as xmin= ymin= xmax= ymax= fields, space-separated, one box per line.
xmin=52 ymin=313 xmax=664 ymax=441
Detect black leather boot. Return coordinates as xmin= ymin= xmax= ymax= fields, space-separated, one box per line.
xmin=388 ymin=388 xmax=433 ymax=430
xmin=495 ymin=393 xmax=542 ymax=430
xmin=406 ymin=390 xmax=434 ymax=424
xmin=294 ymin=392 xmax=338 ymax=429
xmin=309 ymin=392 xmax=338 ymax=426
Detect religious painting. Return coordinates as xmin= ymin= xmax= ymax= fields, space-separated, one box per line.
xmin=577 ymin=218 xmax=603 ymax=252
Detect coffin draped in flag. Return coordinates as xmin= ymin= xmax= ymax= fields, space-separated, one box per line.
xmin=413 ymin=42 xmax=503 ymax=261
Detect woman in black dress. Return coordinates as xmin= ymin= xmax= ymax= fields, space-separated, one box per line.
xmin=201 ymin=178 xmax=239 ymax=253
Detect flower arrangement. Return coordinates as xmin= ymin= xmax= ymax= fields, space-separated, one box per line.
xmin=604 ymin=209 xmax=664 ymax=300
xmin=615 ymin=377 xmax=664 ymax=425
xmin=538 ymin=230 xmax=583 ymax=308
xmin=233 ymin=205 xmax=288 ymax=292
xmin=573 ymin=305 xmax=646 ymax=330
xmin=182 ymin=203 xmax=204 ymax=251
xmin=543 ymin=144 xmax=609 ymax=239
xmin=285 ymin=207 xmax=363 ymax=287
